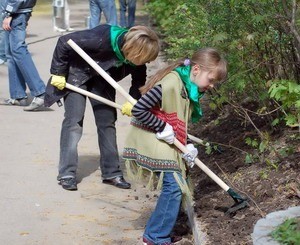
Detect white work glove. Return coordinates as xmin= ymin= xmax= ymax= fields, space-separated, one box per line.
xmin=182 ymin=143 xmax=198 ymax=168
xmin=156 ymin=123 xmax=175 ymax=144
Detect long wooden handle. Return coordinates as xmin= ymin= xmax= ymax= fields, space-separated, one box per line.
xmin=65 ymin=83 xmax=122 ymax=110
xmin=173 ymin=139 xmax=229 ymax=191
xmin=67 ymin=39 xmax=137 ymax=105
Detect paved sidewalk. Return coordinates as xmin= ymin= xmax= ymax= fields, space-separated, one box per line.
xmin=0 ymin=1 xmax=163 ymax=244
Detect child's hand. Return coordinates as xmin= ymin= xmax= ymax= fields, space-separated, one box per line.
xmin=182 ymin=144 xmax=198 ymax=168
xmin=156 ymin=123 xmax=175 ymax=144
xmin=51 ymin=75 xmax=66 ymax=90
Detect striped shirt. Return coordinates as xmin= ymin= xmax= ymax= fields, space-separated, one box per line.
xmin=131 ymin=85 xmax=166 ymax=132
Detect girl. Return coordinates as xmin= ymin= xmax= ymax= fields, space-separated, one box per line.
xmin=123 ymin=48 xmax=227 ymax=245
xmin=46 ymin=24 xmax=159 ymax=191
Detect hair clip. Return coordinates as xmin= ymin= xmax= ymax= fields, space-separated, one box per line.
xmin=184 ymin=58 xmax=190 ymax=66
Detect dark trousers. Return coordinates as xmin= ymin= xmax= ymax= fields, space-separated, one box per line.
xmin=57 ymin=77 xmax=122 ymax=180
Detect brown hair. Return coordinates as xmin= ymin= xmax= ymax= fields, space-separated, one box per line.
xmin=122 ymin=26 xmax=160 ymax=65
xmin=140 ymin=47 xmax=227 ymax=94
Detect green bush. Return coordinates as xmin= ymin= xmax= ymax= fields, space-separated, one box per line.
xmin=147 ymin=0 xmax=300 ymax=129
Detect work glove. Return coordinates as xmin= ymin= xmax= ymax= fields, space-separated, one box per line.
xmin=182 ymin=143 xmax=198 ymax=168
xmin=50 ymin=75 xmax=66 ymax=90
xmin=156 ymin=123 xmax=175 ymax=144
xmin=121 ymin=101 xmax=133 ymax=117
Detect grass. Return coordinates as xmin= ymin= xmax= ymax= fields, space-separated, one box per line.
xmin=271 ymin=217 xmax=300 ymax=245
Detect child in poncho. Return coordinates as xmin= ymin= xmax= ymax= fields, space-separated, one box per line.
xmin=123 ymin=48 xmax=227 ymax=245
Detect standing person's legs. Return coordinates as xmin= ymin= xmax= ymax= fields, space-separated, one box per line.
xmin=143 ymin=172 xmax=183 ymax=244
xmin=89 ymin=0 xmax=101 ymax=28
xmin=8 ymin=13 xmax=45 ymax=98
xmin=119 ymin=0 xmax=127 ymax=27
xmin=4 ymin=18 xmax=27 ymax=101
xmin=88 ymin=78 xmax=130 ymax=189
xmin=0 ymin=16 xmax=7 ymax=64
xmin=88 ymin=80 xmax=122 ymax=178
xmin=100 ymin=0 xmax=117 ymax=26
xmin=127 ymin=0 xmax=136 ymax=28
xmin=0 ymin=31 xmax=6 ymax=63
xmin=57 ymin=89 xmax=87 ymax=190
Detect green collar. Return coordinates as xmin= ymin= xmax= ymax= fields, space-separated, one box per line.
xmin=110 ymin=26 xmax=133 ymax=66
xmin=174 ymin=65 xmax=204 ymax=123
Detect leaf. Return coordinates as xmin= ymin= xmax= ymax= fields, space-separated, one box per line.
xmin=271 ymin=118 xmax=280 ymax=126
xmin=288 ymin=82 xmax=299 ymax=93
xmin=285 ymin=114 xmax=297 ymax=126
xmin=259 ymin=141 xmax=267 ymax=153
xmin=205 ymin=145 xmax=212 ymax=155
xmin=212 ymin=32 xmax=227 ymax=43
xmin=245 ymin=154 xmax=253 ymax=164
xmin=245 ymin=137 xmax=252 ymax=146
xmin=209 ymin=102 xmax=217 ymax=110
xmin=252 ymin=14 xmax=266 ymax=23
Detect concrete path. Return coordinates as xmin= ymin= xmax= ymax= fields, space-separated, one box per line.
xmin=0 ymin=1 xmax=163 ymax=244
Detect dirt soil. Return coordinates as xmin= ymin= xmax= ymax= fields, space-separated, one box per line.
xmin=182 ymin=99 xmax=300 ymax=244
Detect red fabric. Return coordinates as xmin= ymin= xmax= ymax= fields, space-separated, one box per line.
xmin=151 ymin=107 xmax=187 ymax=145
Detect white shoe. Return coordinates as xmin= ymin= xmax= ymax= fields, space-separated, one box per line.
xmin=23 ymin=97 xmax=44 ymax=111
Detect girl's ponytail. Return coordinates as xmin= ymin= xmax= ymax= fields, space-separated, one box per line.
xmin=140 ymin=58 xmax=186 ymax=94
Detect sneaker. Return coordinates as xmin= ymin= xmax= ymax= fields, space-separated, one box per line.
xmin=0 ymin=59 xmax=6 ymax=65
xmin=0 ymin=98 xmax=28 ymax=106
xmin=58 ymin=177 xmax=77 ymax=191
xmin=23 ymin=96 xmax=44 ymax=111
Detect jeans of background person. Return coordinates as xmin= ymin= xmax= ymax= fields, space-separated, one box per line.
xmin=0 ymin=15 xmax=6 ymax=63
xmin=52 ymin=0 xmax=71 ymax=31
xmin=5 ymin=13 xmax=45 ymax=99
xmin=58 ymin=78 xmax=122 ymax=180
xmin=119 ymin=0 xmax=136 ymax=28
xmin=89 ymin=0 xmax=117 ymax=28
xmin=143 ymin=172 xmax=183 ymax=244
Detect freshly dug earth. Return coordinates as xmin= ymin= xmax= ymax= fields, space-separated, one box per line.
xmin=181 ymin=100 xmax=300 ymax=244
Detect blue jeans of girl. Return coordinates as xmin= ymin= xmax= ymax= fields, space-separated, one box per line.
xmin=143 ymin=172 xmax=183 ymax=245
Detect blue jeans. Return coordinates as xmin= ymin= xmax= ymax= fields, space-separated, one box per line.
xmin=58 ymin=77 xmax=123 ymax=180
xmin=0 ymin=15 xmax=6 ymax=61
xmin=89 ymin=0 xmax=118 ymax=28
xmin=5 ymin=13 xmax=45 ymax=99
xmin=144 ymin=172 xmax=183 ymax=245
xmin=119 ymin=0 xmax=136 ymax=28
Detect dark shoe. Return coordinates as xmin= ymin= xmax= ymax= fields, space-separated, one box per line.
xmin=142 ymin=237 xmax=154 ymax=245
xmin=58 ymin=177 xmax=77 ymax=191
xmin=171 ymin=236 xmax=182 ymax=243
xmin=143 ymin=237 xmax=173 ymax=245
xmin=103 ymin=176 xmax=131 ymax=189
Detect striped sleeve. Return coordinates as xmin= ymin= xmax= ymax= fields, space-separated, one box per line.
xmin=131 ymin=85 xmax=166 ymax=132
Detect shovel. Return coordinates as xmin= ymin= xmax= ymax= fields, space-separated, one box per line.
xmin=66 ymin=39 xmax=249 ymax=214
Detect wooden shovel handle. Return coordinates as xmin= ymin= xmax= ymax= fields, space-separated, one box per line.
xmin=67 ymin=39 xmax=137 ymax=105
